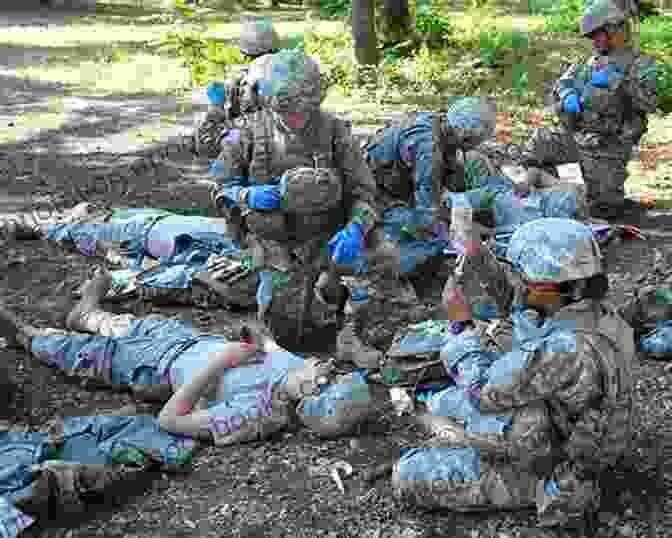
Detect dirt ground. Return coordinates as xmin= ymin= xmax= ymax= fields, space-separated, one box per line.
xmin=0 ymin=6 xmax=671 ymax=538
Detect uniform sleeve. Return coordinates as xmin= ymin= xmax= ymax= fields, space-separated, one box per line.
xmin=552 ymin=62 xmax=585 ymax=105
xmin=333 ymin=120 xmax=380 ymax=235
xmin=624 ymin=56 xmax=657 ymax=115
xmin=401 ymin=122 xmax=434 ymax=227
xmin=479 ymin=346 xmax=583 ymax=414
xmin=213 ymin=121 xmax=255 ymax=210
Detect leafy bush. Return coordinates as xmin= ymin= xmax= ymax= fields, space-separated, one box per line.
xmin=415 ymin=13 xmax=455 ymax=47
xmin=641 ymin=16 xmax=672 ymax=55
xmin=304 ymin=30 xmax=355 ymax=95
xmin=542 ymin=0 xmax=583 ymax=34
xmin=319 ymin=0 xmax=352 ymax=19
xmin=478 ymin=29 xmax=529 ymax=67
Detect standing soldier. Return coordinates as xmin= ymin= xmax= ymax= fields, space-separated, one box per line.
xmin=518 ymin=0 xmax=656 ymax=219
xmin=196 ymin=15 xmax=281 ymax=159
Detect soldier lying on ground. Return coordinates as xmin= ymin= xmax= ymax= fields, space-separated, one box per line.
xmin=0 ymin=201 xmax=230 ymax=269
xmin=0 ymin=270 xmax=375 ymax=445
xmin=395 ymin=218 xmax=635 ymax=538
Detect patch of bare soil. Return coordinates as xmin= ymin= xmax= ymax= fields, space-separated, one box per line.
xmin=0 ymin=146 xmax=669 ymax=538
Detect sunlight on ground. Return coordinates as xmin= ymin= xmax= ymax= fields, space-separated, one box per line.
xmin=16 ymin=53 xmax=192 ymax=96
xmin=0 ymin=111 xmax=69 ymax=144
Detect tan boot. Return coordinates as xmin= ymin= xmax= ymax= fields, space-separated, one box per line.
xmin=0 ymin=213 xmax=43 ymax=241
xmin=336 ymin=318 xmax=383 ymax=370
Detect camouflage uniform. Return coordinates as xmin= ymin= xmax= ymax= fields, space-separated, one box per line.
xmin=210 ymin=50 xmax=379 ymax=337
xmin=393 ymin=219 xmax=635 ymax=538
xmin=195 ymin=15 xmax=279 ymax=159
xmin=518 ymin=1 xmax=656 ymax=217
xmin=334 ymin=98 xmax=499 ymax=369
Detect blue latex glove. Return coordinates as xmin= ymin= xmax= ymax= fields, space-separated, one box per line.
xmin=208 ymin=159 xmax=226 ymax=178
xmin=256 ymin=271 xmax=274 ymax=307
xmin=591 ymin=65 xmax=624 ymax=88
xmin=329 ymin=223 xmax=364 ymax=265
xmin=562 ymin=92 xmax=583 ymax=113
xmin=207 ymin=81 xmax=227 ymax=106
xmin=247 ymin=186 xmax=281 ymax=210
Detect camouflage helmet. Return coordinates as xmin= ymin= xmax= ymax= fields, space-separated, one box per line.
xmin=280 ymin=167 xmax=343 ymax=214
xmin=581 ymin=0 xmax=627 ymax=37
xmin=296 ymin=369 xmax=374 ymax=438
xmin=240 ymin=14 xmax=277 ymax=57
xmin=445 ymin=96 xmax=497 ymax=152
xmin=251 ymin=50 xmax=322 ymax=113
xmin=506 ymin=218 xmax=603 ymax=283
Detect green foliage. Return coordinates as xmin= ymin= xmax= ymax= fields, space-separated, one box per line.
xmin=541 ymin=0 xmax=583 ymax=34
xmin=641 ymin=16 xmax=672 ymax=54
xmin=478 ymin=29 xmax=529 ymax=66
xmin=304 ymin=30 xmax=354 ymax=94
xmin=415 ymin=13 xmax=455 ymax=47
xmin=319 ymin=0 xmax=352 ymax=19
xmin=656 ymin=62 xmax=672 ymax=112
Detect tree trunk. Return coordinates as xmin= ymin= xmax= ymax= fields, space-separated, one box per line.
xmin=380 ymin=0 xmax=412 ymax=47
xmin=352 ymin=0 xmax=379 ymax=68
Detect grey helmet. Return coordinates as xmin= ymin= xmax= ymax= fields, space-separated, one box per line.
xmin=581 ymin=0 xmax=627 ymax=37
xmin=240 ymin=14 xmax=277 ymax=57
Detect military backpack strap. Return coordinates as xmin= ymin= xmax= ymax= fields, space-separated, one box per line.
xmin=249 ymin=110 xmax=274 ymax=184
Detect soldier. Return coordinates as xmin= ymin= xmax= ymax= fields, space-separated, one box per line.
xmin=396 ymin=218 xmax=635 ymax=538
xmin=209 ymin=49 xmax=380 ymax=334
xmin=317 ymin=97 xmax=500 ymax=370
xmin=195 ymin=15 xmax=281 ymax=159
xmin=360 ymin=97 xmax=497 ymax=222
xmin=518 ymin=0 xmax=656 ymax=220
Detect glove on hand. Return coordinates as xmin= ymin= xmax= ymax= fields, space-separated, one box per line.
xmin=256 ymin=270 xmax=274 ymax=307
xmin=207 ymin=81 xmax=227 ymax=107
xmin=208 ymin=159 xmax=226 ymax=178
xmin=329 ymin=223 xmax=364 ymax=265
xmin=591 ymin=64 xmax=625 ymax=88
xmin=562 ymin=92 xmax=583 ymax=114
xmin=247 ymin=186 xmax=282 ymax=210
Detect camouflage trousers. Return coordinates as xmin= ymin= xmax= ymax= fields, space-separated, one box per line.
xmin=14 ymin=461 xmax=153 ymax=520
xmin=195 ymin=111 xmax=234 ymax=159
xmin=392 ymin=457 xmax=599 ymax=535
xmin=519 ymin=127 xmax=633 ymax=208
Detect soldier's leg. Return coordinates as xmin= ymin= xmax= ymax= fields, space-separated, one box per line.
xmin=392 ymin=451 xmax=538 ymax=512
xmin=576 ymin=145 xmax=630 ymax=217
xmin=0 ymin=202 xmax=111 ymax=242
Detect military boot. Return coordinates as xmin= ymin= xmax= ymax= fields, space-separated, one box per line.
xmin=65 ymin=270 xmax=134 ymax=337
xmin=0 ymin=213 xmax=42 ymax=241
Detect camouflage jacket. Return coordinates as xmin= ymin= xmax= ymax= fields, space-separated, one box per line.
xmin=552 ymin=47 xmax=657 ymax=147
xmin=195 ymin=60 xmax=270 ymax=159
xmin=456 ymin=247 xmax=635 ymax=476
xmin=214 ymin=108 xmax=380 ymax=241
xmin=364 ymin=112 xmax=464 ymax=225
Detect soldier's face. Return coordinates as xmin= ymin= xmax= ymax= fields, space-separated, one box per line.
xmin=591 ymin=30 xmax=609 ymax=51
xmin=283 ymin=110 xmax=308 ymax=130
